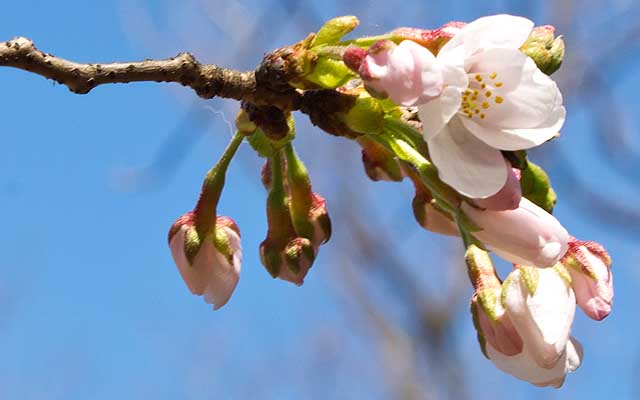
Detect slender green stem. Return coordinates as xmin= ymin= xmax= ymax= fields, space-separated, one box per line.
xmin=368 ymin=133 xmax=460 ymax=213
xmin=284 ymin=142 xmax=314 ymax=239
xmin=193 ymin=131 xmax=244 ymax=237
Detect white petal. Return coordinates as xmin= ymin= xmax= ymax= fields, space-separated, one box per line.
xmin=565 ymin=337 xmax=583 ymax=373
xmin=418 ymin=86 xmax=463 ymax=140
xmin=196 ymin=229 xmax=242 ymax=310
xmin=487 ymin=343 xmax=568 ymax=387
xmin=439 ymin=14 xmax=534 ymax=60
xmin=462 ymin=49 xmax=565 ymax=150
xmin=427 ymin=117 xmax=507 ymax=198
xmin=503 ymin=268 xmax=575 ymax=369
xmin=169 ymin=226 xmax=210 ymax=295
xmin=526 ymin=269 xmax=576 ymax=362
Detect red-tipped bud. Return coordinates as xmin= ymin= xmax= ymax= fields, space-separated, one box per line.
xmin=308 ymin=193 xmax=332 ymax=251
xmin=168 ymin=212 xmax=242 ymax=310
xmin=343 ymin=46 xmax=368 ymax=72
xmin=355 ymin=39 xmax=444 ymax=106
xmin=561 ymin=239 xmax=613 ymax=321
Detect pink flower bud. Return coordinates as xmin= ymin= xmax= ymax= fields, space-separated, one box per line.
xmin=462 ymin=198 xmax=569 ymax=267
xmin=168 ymin=212 xmax=242 ymax=310
xmin=343 ymin=46 xmax=367 ymax=72
xmin=357 ymin=40 xmax=444 ymax=106
xmin=260 ymin=237 xmax=315 ymax=286
xmin=473 ymin=162 xmax=522 ymax=211
xmin=502 ymin=266 xmax=575 ymax=368
xmin=562 ymin=239 xmax=613 ymax=321
xmin=308 ymin=193 xmax=332 ymax=251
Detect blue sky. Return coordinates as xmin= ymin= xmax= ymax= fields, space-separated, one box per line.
xmin=1 ymin=1 xmax=638 ymax=399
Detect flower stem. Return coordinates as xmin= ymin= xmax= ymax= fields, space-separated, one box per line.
xmin=338 ymin=34 xmax=401 ymax=47
xmin=368 ymin=132 xmax=460 ymax=213
xmin=284 ymin=143 xmax=315 ymax=239
xmin=193 ymin=131 xmax=244 ymax=237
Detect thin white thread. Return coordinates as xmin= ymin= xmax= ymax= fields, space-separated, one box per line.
xmin=202 ymin=105 xmax=237 ymax=141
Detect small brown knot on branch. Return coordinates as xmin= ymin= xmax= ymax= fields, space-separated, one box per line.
xmin=241 ymin=101 xmax=290 ymax=140
xmin=300 ymin=89 xmax=360 ymax=139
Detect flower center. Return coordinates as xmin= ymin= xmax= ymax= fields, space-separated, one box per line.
xmin=460 ymin=72 xmax=504 ymax=120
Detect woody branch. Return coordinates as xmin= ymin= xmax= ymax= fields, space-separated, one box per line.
xmin=0 ymin=36 xmax=303 ymax=112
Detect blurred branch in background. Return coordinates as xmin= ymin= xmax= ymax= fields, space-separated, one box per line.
xmin=108 ymin=0 xmax=640 ymax=398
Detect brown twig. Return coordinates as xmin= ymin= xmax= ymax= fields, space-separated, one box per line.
xmin=0 ymin=36 xmax=300 ymax=110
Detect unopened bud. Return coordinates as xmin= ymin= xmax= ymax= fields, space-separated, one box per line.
xmin=358 ymin=136 xmax=404 ymax=182
xmin=353 ymin=39 xmax=444 ymax=106
xmin=521 ymin=25 xmax=564 ymax=75
xmin=561 ymin=239 xmax=613 ymax=321
xmin=311 ymin=16 xmax=360 ymax=47
xmin=168 ymin=212 xmax=242 ymax=310
xmin=308 ymin=193 xmax=332 ymax=250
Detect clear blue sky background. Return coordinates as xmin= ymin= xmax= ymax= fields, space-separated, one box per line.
xmin=1 ymin=1 xmax=638 ymax=399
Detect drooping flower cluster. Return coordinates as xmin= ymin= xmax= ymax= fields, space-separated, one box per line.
xmin=344 ymin=14 xmax=613 ymax=387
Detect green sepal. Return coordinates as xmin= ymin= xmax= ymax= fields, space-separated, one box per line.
xmin=303 ymin=57 xmax=356 ymax=89
xmin=470 ymin=301 xmax=489 ymax=359
xmin=212 ymin=226 xmax=234 ymax=265
xmin=284 ymin=238 xmax=315 ymax=274
xmin=520 ymin=161 xmax=557 ymax=213
xmin=311 ymin=16 xmax=360 ymax=48
xmin=553 ymin=264 xmax=572 ymax=287
xmin=520 ymin=267 xmax=540 ymax=296
xmin=184 ymin=227 xmax=202 ymax=265
xmin=477 ymin=289 xmax=500 ymax=322
xmin=260 ymin=244 xmax=282 ymax=278
xmin=521 ymin=27 xmax=564 ymax=75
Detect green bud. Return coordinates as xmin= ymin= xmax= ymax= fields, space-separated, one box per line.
xmin=521 ymin=26 xmax=564 ymax=75
xmin=303 ymin=56 xmax=356 ymax=89
xmin=311 ymin=16 xmax=360 ymax=48
xmin=520 ymin=161 xmax=557 ymax=213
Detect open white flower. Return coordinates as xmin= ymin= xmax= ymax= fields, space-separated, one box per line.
xmin=418 ymin=14 xmax=565 ymax=197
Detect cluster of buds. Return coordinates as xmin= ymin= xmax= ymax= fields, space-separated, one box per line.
xmin=338 ymin=13 xmax=611 ymax=388
xmin=259 ymin=145 xmax=331 ymax=285
xmin=167 ymin=109 xmax=332 ymax=306
xmin=468 ymin=239 xmax=612 ymax=387
xmin=161 ymin=12 xmax=611 ymax=389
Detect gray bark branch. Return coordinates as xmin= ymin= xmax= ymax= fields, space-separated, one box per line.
xmin=0 ymin=37 xmax=299 ymax=110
